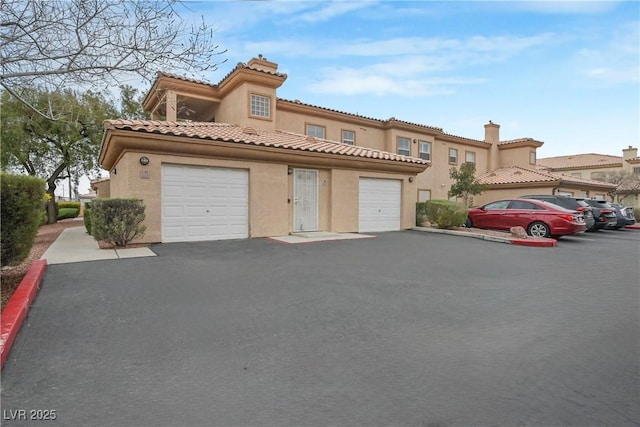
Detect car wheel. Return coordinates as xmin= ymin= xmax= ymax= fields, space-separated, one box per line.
xmin=464 ymin=217 xmax=473 ymax=228
xmin=527 ymin=221 xmax=550 ymax=238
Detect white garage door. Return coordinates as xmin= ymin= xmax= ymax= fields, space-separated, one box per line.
xmin=359 ymin=178 xmax=401 ymax=232
xmin=162 ymin=164 xmax=248 ymax=242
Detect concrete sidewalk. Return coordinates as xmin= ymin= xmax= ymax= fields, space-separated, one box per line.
xmin=41 ymin=227 xmax=156 ymax=264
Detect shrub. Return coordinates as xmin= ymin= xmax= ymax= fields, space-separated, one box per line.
xmin=84 ymin=202 xmax=92 ymax=235
xmin=416 ymin=202 xmax=428 ymax=226
xmin=1 ymin=173 xmax=45 ymax=266
xmin=91 ymin=199 xmax=146 ymax=247
xmin=57 ymin=201 xmax=81 ymax=211
xmin=57 ymin=207 xmax=79 ymax=220
xmin=424 ymin=199 xmax=468 ymax=229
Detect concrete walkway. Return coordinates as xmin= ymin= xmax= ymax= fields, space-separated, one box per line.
xmin=41 ymin=227 xmax=156 ymax=264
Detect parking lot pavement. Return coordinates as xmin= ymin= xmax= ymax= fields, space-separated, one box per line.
xmin=2 ymin=230 xmax=639 ymax=426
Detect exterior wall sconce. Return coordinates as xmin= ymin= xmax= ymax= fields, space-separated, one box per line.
xmin=413 ymin=139 xmax=417 ymax=144
xmin=139 ymin=156 xmax=150 ymax=166
xmin=287 ymin=168 xmax=293 ymax=175
xmin=408 ymin=177 xmax=414 ymax=183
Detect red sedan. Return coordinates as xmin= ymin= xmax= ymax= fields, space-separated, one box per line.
xmin=465 ymin=198 xmax=587 ymax=238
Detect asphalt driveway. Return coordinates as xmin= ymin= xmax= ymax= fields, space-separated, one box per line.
xmin=2 ymin=230 xmax=639 ymax=426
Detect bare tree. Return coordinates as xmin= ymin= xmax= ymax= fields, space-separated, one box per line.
xmin=1 ymin=0 xmax=226 ymax=120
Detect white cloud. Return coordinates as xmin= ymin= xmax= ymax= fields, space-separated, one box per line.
xmin=505 ymin=0 xmax=622 ymax=15
xmin=296 ymin=1 xmax=376 ymax=23
xmin=575 ymin=21 xmax=640 ymax=84
xmin=308 ymin=65 xmax=485 ymax=97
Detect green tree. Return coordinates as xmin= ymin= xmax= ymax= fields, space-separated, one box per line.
xmin=119 ymin=85 xmax=150 ymax=120
xmin=2 ymin=0 xmax=226 ymax=120
xmin=448 ymin=162 xmax=487 ymax=207
xmin=0 ymin=88 xmax=117 ymax=223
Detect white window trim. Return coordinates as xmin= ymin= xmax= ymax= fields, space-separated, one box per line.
xmin=419 ymin=141 xmax=431 ymax=161
xmin=306 ymin=124 xmax=326 ymax=139
xmin=449 ymin=148 xmax=458 ymax=164
xmin=397 ymin=137 xmax=410 ymax=156
xmin=342 ymin=129 xmax=355 ymax=145
xmin=250 ymin=93 xmax=271 ymax=119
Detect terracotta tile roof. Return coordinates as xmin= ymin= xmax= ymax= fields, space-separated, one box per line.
xmin=156 ymin=71 xmax=218 ymax=88
xmin=537 ymin=153 xmax=623 ymax=170
xmin=549 ymin=172 xmax=616 ymax=188
xmin=478 ymin=166 xmax=616 ymax=188
xmin=499 ymin=137 xmax=543 ymax=147
xmin=627 ymin=156 xmax=640 ymax=163
xmin=155 ymin=62 xmax=287 ymax=88
xmin=278 ymin=98 xmax=385 ymax=124
xmin=616 ymin=175 xmax=640 ymax=193
xmin=479 ymin=166 xmax=557 ymax=185
xmin=103 ymin=120 xmax=430 ymax=165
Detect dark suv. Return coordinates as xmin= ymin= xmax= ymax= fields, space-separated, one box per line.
xmin=520 ymin=195 xmax=596 ymax=231
xmin=605 ymin=202 xmax=635 ymax=229
xmin=576 ymin=199 xmax=618 ymax=230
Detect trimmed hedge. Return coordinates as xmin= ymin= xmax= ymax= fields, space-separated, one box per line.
xmin=57 ymin=207 xmax=79 ymax=220
xmin=83 ymin=202 xmax=92 ymax=235
xmin=58 ymin=201 xmax=81 ymax=211
xmin=1 ymin=173 xmax=45 ymax=266
xmin=91 ymin=199 xmax=146 ymax=247
xmin=423 ymin=199 xmax=467 ymax=229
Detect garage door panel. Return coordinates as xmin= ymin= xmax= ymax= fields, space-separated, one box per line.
xmin=359 ymin=178 xmax=401 ymax=233
xmin=162 ymin=164 xmax=249 ymax=242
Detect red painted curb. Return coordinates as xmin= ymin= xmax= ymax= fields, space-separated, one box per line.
xmin=1 ymin=259 xmax=47 ymax=368
xmin=625 ymin=224 xmax=640 ymax=230
xmin=512 ymin=238 xmax=557 ymax=247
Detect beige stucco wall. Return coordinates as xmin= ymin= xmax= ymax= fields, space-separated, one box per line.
xmin=498 ymin=146 xmax=537 ymax=169
xmin=217 ymin=82 xmax=277 ymax=130
xmin=106 ymin=151 xmax=420 ymax=242
xmin=414 ymin=140 xmax=490 ymax=200
xmin=276 ymin=109 xmax=388 ymax=151
xmin=108 ymin=152 xmax=290 ymax=243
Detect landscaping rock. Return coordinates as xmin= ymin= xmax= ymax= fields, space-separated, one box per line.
xmin=510 ymin=226 xmax=528 ymax=239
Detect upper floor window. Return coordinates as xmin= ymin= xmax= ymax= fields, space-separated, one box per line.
xmin=342 ymin=129 xmax=355 ymax=145
xmin=306 ymin=124 xmax=326 ymax=139
xmin=529 ymin=151 xmax=536 ymax=165
xmin=397 ymin=137 xmax=411 ymax=156
xmin=419 ymin=141 xmax=431 ymax=161
xmin=250 ymin=94 xmax=271 ymax=118
xmin=449 ymin=148 xmax=458 ymax=164
xmin=465 ymin=151 xmax=476 ymax=165
xmin=634 ymin=167 xmax=640 ymax=175
xmin=590 ymin=171 xmax=606 ymax=181
xmin=571 ymin=172 xmax=582 ymax=178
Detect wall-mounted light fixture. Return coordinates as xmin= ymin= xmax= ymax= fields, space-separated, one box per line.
xmin=139 ymin=156 xmax=150 ymax=166
xmin=287 ymin=168 xmax=293 ymax=175
xmin=408 ymin=177 xmax=414 ymax=183
xmin=413 ymin=139 xmax=417 ymax=144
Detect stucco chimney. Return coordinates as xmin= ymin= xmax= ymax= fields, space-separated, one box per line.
xmin=247 ymin=54 xmax=279 ymax=73
xmin=485 ymin=121 xmax=500 ymax=171
xmin=622 ymin=146 xmax=638 ymax=172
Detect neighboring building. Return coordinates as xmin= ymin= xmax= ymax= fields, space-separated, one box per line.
xmin=537 ymin=146 xmax=640 ymax=206
xmin=97 ymin=55 xmax=625 ymax=243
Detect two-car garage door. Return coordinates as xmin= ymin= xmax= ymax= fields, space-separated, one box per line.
xmin=359 ymin=178 xmax=401 ymax=232
xmin=162 ymin=164 xmax=248 ymax=242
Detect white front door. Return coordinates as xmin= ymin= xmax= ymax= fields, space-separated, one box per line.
xmin=293 ymin=168 xmax=318 ymax=232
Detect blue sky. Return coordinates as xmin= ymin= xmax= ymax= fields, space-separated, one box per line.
xmin=170 ymin=0 xmax=638 ymax=159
